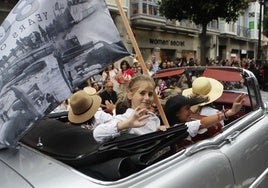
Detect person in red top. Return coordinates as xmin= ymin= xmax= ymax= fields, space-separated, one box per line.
xmin=116 ymin=60 xmax=135 ymax=98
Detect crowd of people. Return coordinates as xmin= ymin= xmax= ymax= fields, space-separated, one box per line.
xmin=158 ymin=57 xmax=268 ymax=91
xmin=69 ymin=55 xmax=267 ymax=105
xmin=51 ymin=55 xmax=252 ymax=150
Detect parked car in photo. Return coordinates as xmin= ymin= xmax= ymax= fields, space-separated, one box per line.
xmin=0 ymin=66 xmax=267 ymax=188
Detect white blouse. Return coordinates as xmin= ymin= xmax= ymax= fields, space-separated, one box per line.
xmin=93 ymin=108 xmax=160 ymax=143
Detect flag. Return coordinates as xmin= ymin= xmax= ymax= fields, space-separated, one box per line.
xmin=0 ymin=0 xmax=129 ymax=148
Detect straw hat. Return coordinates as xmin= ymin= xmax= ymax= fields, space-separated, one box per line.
xmin=182 ymin=77 xmax=223 ymax=106
xmin=133 ymin=58 xmax=139 ymax=63
xmin=68 ymin=90 xmax=101 ymax=124
xmin=83 ymin=86 xmax=97 ymax=95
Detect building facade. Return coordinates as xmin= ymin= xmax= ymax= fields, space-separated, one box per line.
xmin=129 ymin=0 xmax=267 ymax=64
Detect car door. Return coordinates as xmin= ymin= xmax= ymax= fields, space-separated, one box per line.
xmin=219 ymin=76 xmax=268 ymax=187
xmin=220 ymin=109 xmax=268 ymax=187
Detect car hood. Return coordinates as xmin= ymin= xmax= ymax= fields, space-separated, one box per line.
xmin=0 ymin=0 xmax=129 ymax=148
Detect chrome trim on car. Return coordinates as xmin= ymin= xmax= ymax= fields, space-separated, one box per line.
xmin=249 ymin=168 xmax=268 ymax=188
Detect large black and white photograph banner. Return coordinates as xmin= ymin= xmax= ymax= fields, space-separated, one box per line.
xmin=0 ymin=0 xmax=129 ymax=148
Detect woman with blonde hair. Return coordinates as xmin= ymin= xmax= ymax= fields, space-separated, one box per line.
xmin=94 ymin=75 xmax=166 ymax=143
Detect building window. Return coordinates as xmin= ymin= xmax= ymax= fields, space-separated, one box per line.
xmin=130 ymin=0 xmax=159 ymax=16
xmin=132 ymin=3 xmax=139 ymax=14
xmin=149 ymin=4 xmax=158 ymax=15
xmin=148 ymin=5 xmax=153 ymax=15
xmin=142 ymin=3 xmax=147 ymax=14
xmin=142 ymin=2 xmax=158 ymax=15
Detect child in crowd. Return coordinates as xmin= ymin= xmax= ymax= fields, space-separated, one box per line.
xmin=93 ymin=75 xmax=166 ymax=143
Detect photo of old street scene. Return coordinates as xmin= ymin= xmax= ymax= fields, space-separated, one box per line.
xmin=0 ymin=0 xmax=128 ymax=144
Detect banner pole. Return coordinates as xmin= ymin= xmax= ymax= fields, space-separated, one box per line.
xmin=115 ymin=0 xmax=169 ymax=127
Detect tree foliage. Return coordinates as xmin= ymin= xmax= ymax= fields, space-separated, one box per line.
xmin=158 ymin=0 xmax=251 ymax=65
xmin=159 ymin=0 xmax=250 ymax=26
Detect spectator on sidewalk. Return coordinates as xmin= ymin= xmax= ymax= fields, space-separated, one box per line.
xmin=99 ymin=81 xmax=118 ymax=114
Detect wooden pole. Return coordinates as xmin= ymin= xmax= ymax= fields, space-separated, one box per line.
xmin=115 ymin=0 xmax=169 ymax=127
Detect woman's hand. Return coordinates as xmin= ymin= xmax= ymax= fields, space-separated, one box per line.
xmin=105 ymin=100 xmax=115 ymax=111
xmin=117 ymin=107 xmax=150 ymax=131
xmin=227 ymin=94 xmax=246 ymax=116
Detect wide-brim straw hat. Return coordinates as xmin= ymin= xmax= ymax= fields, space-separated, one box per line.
xmin=68 ymin=90 xmax=101 ymax=124
xmin=83 ymin=86 xmax=97 ymax=95
xmin=182 ymin=77 xmax=223 ymax=106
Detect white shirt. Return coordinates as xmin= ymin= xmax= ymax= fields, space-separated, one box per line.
xmin=94 ymin=110 xmax=114 ymax=127
xmin=102 ymin=69 xmax=120 ymax=93
xmin=152 ymin=61 xmax=159 ymax=74
xmin=81 ymin=109 xmax=113 ymax=130
xmin=200 ymin=106 xmax=224 ymax=126
xmin=93 ymin=108 xmax=160 ymax=143
xmin=149 ymin=70 xmax=155 ymax=76
xmin=185 ymin=120 xmax=205 ymax=137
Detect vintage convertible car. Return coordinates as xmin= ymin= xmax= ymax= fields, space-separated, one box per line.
xmin=0 ymin=66 xmax=267 ymax=188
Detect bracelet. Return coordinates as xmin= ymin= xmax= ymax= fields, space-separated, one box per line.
xmin=221 ymin=105 xmax=229 ymax=120
xmin=223 ymin=110 xmax=229 ymax=120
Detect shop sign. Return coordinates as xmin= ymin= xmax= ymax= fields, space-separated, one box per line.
xmin=149 ymin=38 xmax=185 ymax=47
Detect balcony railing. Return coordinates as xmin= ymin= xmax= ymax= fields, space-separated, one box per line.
xmin=130 ymin=1 xmax=253 ymax=38
xmin=237 ymin=26 xmax=251 ymax=38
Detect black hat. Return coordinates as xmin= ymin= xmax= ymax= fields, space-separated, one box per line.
xmin=164 ymin=95 xmax=206 ymax=125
